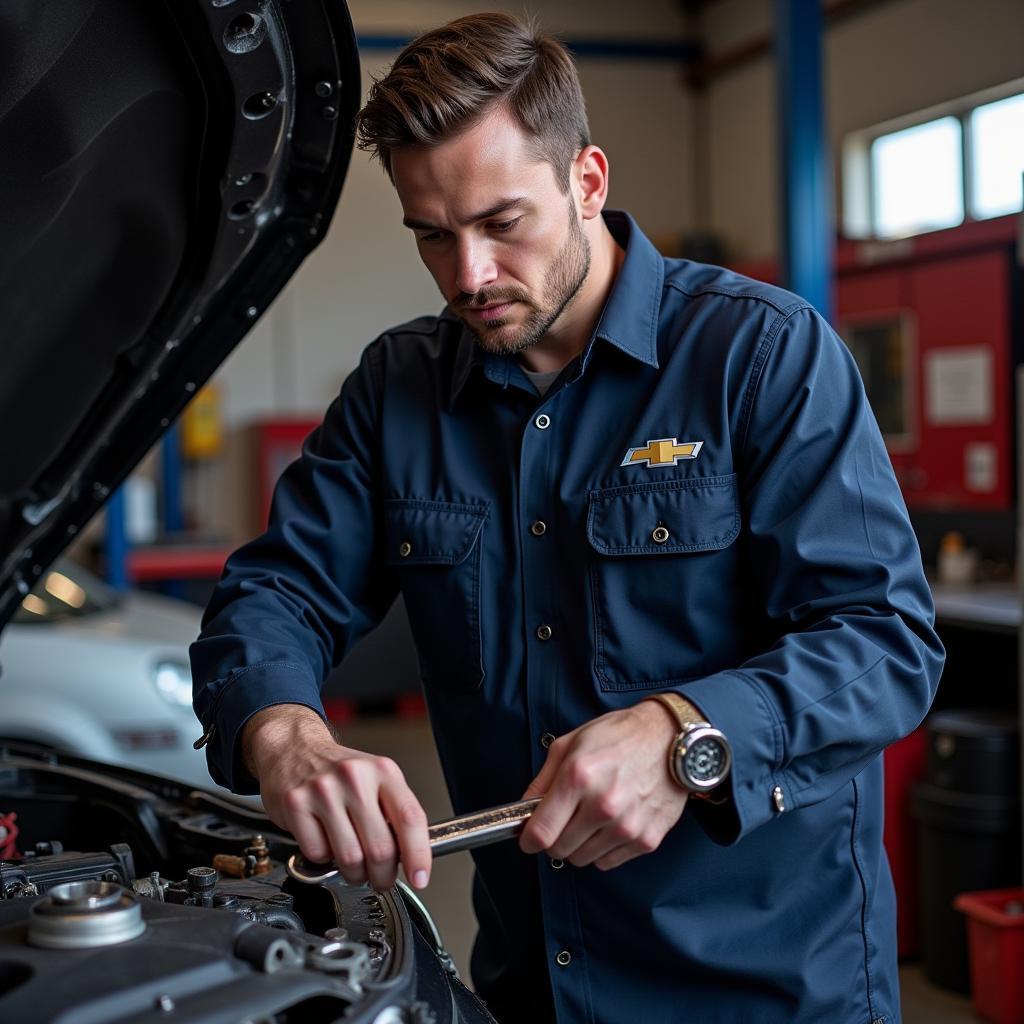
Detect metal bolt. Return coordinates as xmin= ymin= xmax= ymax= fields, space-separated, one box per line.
xmin=157 ymin=994 xmax=175 ymax=1012
xmin=314 ymin=80 xmax=334 ymax=98
xmin=246 ymin=306 xmax=259 ymax=319
xmin=187 ymin=866 xmax=218 ymax=893
xmin=235 ymin=173 xmax=253 ymax=186
xmin=322 ymin=105 xmax=338 ymax=120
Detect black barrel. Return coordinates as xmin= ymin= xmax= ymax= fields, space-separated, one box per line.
xmin=911 ymin=709 xmax=1020 ymax=993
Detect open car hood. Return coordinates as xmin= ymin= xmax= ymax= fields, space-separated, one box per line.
xmin=0 ymin=0 xmax=360 ymax=628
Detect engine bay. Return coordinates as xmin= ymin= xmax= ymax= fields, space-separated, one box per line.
xmin=0 ymin=746 xmax=489 ymax=1024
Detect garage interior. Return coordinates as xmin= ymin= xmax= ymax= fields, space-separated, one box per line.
xmin=5 ymin=0 xmax=1024 ymax=1021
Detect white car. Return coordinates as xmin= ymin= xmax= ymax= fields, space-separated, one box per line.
xmin=0 ymin=559 xmax=216 ymax=790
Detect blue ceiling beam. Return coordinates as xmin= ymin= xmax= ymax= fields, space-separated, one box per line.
xmin=355 ymin=33 xmax=702 ymax=62
xmin=774 ymin=0 xmax=833 ymax=322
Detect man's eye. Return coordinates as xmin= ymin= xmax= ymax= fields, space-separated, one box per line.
xmin=419 ymin=231 xmax=445 ymax=243
xmin=491 ymin=217 xmax=522 ymax=234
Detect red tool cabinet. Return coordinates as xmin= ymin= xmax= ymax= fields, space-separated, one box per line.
xmin=732 ymin=213 xmax=1022 ymax=511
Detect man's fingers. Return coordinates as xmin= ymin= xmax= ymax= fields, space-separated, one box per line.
xmin=564 ymin=811 xmax=645 ymax=866
xmin=593 ymin=842 xmax=645 ymax=872
xmin=321 ymin=806 xmax=370 ymax=886
xmin=521 ymin=735 xmax=569 ymax=801
xmin=520 ymin=736 xmax=576 ymax=854
xmin=379 ymin=783 xmax=432 ymax=890
xmin=519 ymin=780 xmax=580 ymax=855
xmin=278 ymin=793 xmax=334 ymax=865
xmin=546 ymin=803 xmax=613 ymax=862
xmin=345 ymin=794 xmax=400 ymax=891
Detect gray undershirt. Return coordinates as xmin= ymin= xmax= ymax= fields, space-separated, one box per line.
xmin=522 ymin=366 xmax=561 ymax=397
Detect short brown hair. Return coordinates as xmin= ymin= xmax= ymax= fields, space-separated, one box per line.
xmin=355 ymin=13 xmax=590 ymax=192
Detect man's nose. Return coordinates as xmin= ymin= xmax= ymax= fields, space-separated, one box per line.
xmin=455 ymin=238 xmax=497 ymax=296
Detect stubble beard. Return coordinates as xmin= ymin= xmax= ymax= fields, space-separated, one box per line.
xmin=457 ymin=203 xmax=592 ymax=357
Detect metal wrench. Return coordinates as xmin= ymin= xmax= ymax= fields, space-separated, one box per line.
xmin=286 ymin=797 xmax=542 ymax=884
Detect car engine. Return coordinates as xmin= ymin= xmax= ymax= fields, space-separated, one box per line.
xmin=0 ymin=745 xmax=493 ymax=1024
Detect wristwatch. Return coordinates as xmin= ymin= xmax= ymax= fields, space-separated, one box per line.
xmin=644 ymin=692 xmax=732 ymax=795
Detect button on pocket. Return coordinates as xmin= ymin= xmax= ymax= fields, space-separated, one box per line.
xmin=384 ymin=499 xmax=489 ymax=692
xmin=586 ymin=475 xmax=740 ymax=690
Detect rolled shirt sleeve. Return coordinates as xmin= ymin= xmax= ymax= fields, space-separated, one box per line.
xmin=681 ymin=306 xmax=944 ymax=844
xmin=190 ymin=341 xmax=398 ymax=793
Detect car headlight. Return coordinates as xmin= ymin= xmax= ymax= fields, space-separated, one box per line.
xmin=152 ymin=659 xmax=194 ymax=708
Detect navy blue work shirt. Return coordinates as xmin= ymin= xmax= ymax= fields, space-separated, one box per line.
xmin=192 ymin=211 xmax=944 ymax=1024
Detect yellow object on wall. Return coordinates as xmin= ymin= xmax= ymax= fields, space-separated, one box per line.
xmin=182 ymin=384 xmax=222 ymax=459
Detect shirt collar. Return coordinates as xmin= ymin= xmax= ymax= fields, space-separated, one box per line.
xmin=591 ymin=210 xmax=662 ymax=370
xmin=449 ymin=209 xmax=663 ymax=409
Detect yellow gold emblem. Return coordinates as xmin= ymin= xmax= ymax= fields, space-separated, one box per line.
xmin=621 ymin=438 xmax=704 ymax=468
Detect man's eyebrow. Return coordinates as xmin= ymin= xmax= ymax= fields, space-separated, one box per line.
xmin=402 ymin=197 xmax=529 ymax=231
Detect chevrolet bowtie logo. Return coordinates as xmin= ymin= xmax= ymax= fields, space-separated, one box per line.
xmin=621 ymin=438 xmax=704 ymax=468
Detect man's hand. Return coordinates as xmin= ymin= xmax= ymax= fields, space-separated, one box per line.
xmin=243 ymin=704 xmax=432 ymax=892
xmin=518 ymin=700 xmax=686 ymax=871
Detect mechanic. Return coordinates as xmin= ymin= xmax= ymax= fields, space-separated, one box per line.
xmin=191 ymin=13 xmax=944 ymax=1023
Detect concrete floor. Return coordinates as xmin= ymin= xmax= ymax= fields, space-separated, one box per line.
xmin=340 ymin=714 xmax=981 ymax=1023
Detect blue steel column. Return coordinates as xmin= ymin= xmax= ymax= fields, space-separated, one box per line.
xmin=774 ymin=0 xmax=833 ymax=323
xmin=162 ymin=424 xmax=183 ymax=534
xmin=161 ymin=424 xmax=187 ymax=599
xmin=105 ymin=487 xmax=128 ymax=589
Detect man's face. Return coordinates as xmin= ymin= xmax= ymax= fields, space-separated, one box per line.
xmin=391 ymin=107 xmax=591 ymax=356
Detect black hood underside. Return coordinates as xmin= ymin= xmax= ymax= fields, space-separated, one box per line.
xmin=0 ymin=0 xmax=359 ymax=627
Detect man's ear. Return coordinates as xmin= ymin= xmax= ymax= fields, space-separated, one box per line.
xmin=573 ymin=145 xmax=610 ymax=222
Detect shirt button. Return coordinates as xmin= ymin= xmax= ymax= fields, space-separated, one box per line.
xmin=536 ymin=624 xmax=553 ymax=641
xmin=399 ymin=541 xmax=412 ymax=557
xmin=530 ymin=520 xmax=547 ymax=536
xmin=550 ymin=857 xmax=565 ymax=870
xmin=556 ymin=950 xmax=572 ymax=966
xmin=535 ymin=413 xmax=551 ymax=430
xmin=540 ymin=732 xmax=555 ymax=749
xmin=651 ymin=525 xmax=670 ymax=544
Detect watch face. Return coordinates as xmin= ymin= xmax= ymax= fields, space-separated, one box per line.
xmin=684 ymin=736 xmax=726 ymax=785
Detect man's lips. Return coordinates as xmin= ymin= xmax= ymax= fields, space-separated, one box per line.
xmin=466 ymin=301 xmax=516 ymax=322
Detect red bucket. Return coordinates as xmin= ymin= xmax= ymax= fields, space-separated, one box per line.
xmin=953 ymin=887 xmax=1024 ymax=1024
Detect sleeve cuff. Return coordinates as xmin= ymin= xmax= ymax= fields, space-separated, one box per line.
xmin=679 ymin=670 xmax=787 ymax=846
xmin=196 ymin=662 xmax=327 ymax=795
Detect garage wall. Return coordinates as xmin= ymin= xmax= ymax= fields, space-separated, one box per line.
xmin=701 ymin=0 xmax=1024 ymax=261
xmin=213 ymin=0 xmax=696 ymax=427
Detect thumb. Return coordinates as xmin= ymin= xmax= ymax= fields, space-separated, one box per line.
xmin=522 ymin=738 xmax=568 ymax=800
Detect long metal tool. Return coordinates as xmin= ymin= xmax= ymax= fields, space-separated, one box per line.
xmin=286 ymin=797 xmax=542 ymax=884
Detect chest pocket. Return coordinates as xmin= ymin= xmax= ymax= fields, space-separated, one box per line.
xmin=586 ymin=474 xmax=740 ymax=690
xmin=384 ymin=498 xmax=489 ymax=693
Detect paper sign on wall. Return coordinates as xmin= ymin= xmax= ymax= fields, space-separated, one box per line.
xmin=924 ymin=347 xmax=993 ymax=426
xmin=964 ymin=442 xmax=998 ymax=493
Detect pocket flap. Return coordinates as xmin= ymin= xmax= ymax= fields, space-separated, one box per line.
xmin=384 ymin=499 xmax=488 ymax=565
xmin=587 ymin=474 xmax=739 ymax=555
